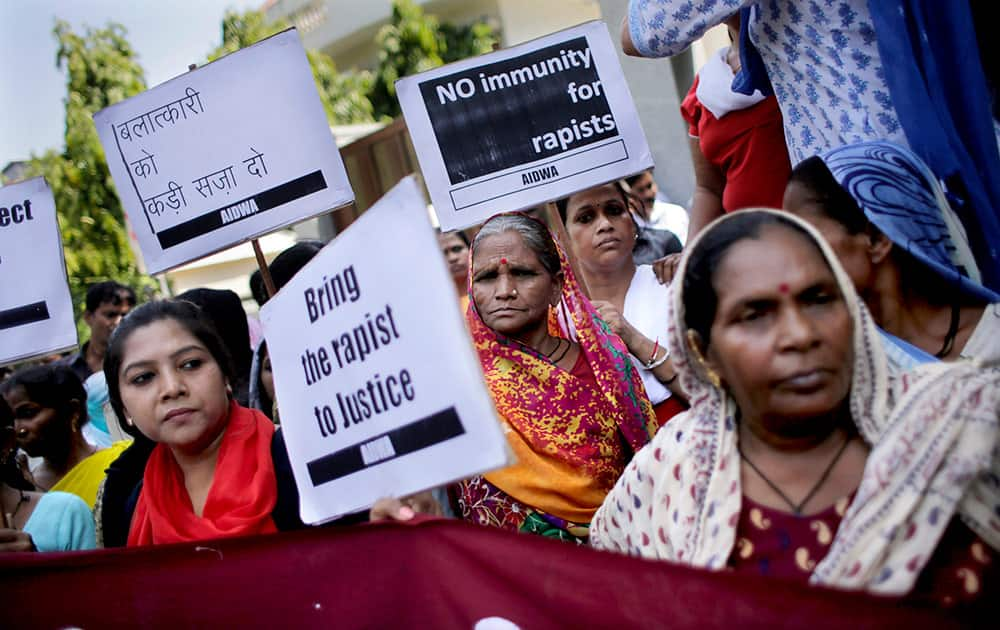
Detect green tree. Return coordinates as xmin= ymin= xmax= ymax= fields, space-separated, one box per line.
xmin=440 ymin=20 xmax=499 ymax=62
xmin=29 ymin=21 xmax=153 ymax=334
xmin=370 ymin=0 xmax=499 ymax=119
xmin=208 ymin=9 xmax=376 ymax=125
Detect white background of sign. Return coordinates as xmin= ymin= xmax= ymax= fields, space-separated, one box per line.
xmin=260 ymin=176 xmax=510 ymax=524
xmin=0 ymin=177 xmax=77 ymax=366
xmin=94 ymin=29 xmax=354 ymax=274
xmin=397 ymin=21 xmax=653 ymax=231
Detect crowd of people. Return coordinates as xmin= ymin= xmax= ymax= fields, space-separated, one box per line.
xmin=2 ymin=0 xmax=998 ymax=618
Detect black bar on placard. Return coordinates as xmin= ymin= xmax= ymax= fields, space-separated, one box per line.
xmin=0 ymin=301 xmax=50 ymax=330
xmin=306 ymin=407 xmax=465 ymax=487
xmin=155 ymin=170 xmax=328 ymax=249
xmin=253 ymin=170 xmax=328 ymax=210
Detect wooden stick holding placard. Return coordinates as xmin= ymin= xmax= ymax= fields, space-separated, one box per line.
xmin=252 ymin=239 xmax=277 ymax=298
xmin=185 ymin=62 xmax=277 ymax=299
xmin=545 ymin=201 xmax=590 ymax=299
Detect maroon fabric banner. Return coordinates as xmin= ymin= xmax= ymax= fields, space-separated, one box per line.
xmin=0 ymin=519 xmax=960 ymax=628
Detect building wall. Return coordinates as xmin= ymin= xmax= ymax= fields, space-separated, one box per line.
xmin=169 ymin=258 xmax=262 ymax=306
xmin=495 ymin=0 xmax=600 ymax=46
xmin=596 ymin=0 xmax=694 ymax=205
xmin=164 ymin=229 xmax=299 ymax=314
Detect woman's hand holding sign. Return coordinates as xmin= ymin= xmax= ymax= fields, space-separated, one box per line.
xmin=370 ymin=491 xmax=444 ymax=522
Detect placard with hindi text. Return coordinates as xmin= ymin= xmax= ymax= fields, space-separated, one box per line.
xmin=94 ymin=29 xmax=354 ymax=273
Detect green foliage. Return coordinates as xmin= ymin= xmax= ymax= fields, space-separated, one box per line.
xmin=307 ymin=50 xmax=376 ymax=125
xmin=207 ymin=8 xmax=285 ymax=60
xmin=440 ymin=20 xmax=498 ymax=63
xmin=208 ymin=10 xmax=376 ymax=125
xmin=205 ymin=3 xmax=497 ymax=122
xmin=28 ymin=21 xmax=154 ymax=338
xmin=370 ymin=1 xmax=443 ymax=119
xmin=371 ymin=0 xmax=498 ymax=118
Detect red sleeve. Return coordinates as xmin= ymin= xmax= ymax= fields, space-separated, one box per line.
xmin=720 ymin=98 xmax=792 ymax=211
xmin=679 ymin=75 xmax=702 ymax=137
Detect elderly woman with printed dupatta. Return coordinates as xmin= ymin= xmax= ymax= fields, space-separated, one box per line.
xmin=591 ymin=209 xmax=1000 ymax=608
xmin=456 ymin=213 xmax=657 ymax=543
xmin=783 ymin=141 xmax=1000 ymax=372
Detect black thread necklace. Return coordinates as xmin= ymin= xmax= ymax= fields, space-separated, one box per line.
xmin=542 ymin=336 xmax=563 ymax=358
xmin=514 ymin=335 xmax=571 ymax=365
xmin=550 ymin=338 xmax=571 ymax=364
xmin=738 ymin=434 xmax=852 ymax=516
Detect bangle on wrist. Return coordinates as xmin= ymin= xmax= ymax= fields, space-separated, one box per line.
xmin=662 ymin=371 xmax=679 ymax=385
xmin=644 ymin=345 xmax=670 ymax=370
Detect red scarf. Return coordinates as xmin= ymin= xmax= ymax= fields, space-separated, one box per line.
xmin=128 ymin=402 xmax=278 ymax=546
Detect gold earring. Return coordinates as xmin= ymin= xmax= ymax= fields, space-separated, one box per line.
xmin=686 ymin=329 xmax=722 ymax=389
xmin=705 ymin=368 xmax=721 ymax=390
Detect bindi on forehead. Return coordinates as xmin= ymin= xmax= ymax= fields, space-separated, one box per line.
xmin=778 ymin=283 xmax=790 ymax=294
xmin=473 ymin=231 xmax=534 ymax=267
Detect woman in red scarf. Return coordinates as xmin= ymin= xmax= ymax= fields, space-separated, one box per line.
xmin=96 ymin=300 xmax=323 ymax=547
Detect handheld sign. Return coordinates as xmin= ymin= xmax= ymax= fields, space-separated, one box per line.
xmin=260 ymin=176 xmax=510 ymax=524
xmin=0 ymin=177 xmax=77 ymax=365
xmin=94 ymin=29 xmax=354 ymax=274
xmin=397 ymin=21 xmax=653 ymax=231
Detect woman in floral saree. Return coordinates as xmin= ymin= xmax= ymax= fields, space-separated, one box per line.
xmin=591 ymin=209 xmax=999 ymax=610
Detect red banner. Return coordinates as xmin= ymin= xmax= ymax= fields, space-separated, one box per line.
xmin=0 ymin=519 xmax=957 ymax=628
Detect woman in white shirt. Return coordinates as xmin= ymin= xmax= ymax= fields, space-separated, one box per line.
xmin=558 ymin=180 xmax=687 ymax=425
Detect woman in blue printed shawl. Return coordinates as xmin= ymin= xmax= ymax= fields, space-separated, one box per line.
xmin=783 ymin=140 xmax=1000 ymax=372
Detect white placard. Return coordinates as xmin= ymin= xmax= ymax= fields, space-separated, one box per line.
xmin=260 ymin=176 xmax=510 ymax=524
xmin=0 ymin=177 xmax=77 ymax=365
xmin=94 ymin=29 xmax=354 ymax=274
xmin=397 ymin=20 xmax=653 ymax=231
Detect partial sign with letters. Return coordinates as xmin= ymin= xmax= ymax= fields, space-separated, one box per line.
xmin=260 ymin=176 xmax=510 ymax=524
xmin=0 ymin=177 xmax=77 ymax=365
xmin=397 ymin=21 xmax=653 ymax=231
xmin=94 ymin=29 xmax=354 ymax=274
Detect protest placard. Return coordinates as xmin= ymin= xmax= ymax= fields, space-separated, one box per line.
xmin=0 ymin=177 xmax=77 ymax=365
xmin=397 ymin=21 xmax=653 ymax=231
xmin=93 ymin=29 xmax=354 ymax=274
xmin=260 ymin=176 xmax=510 ymax=524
